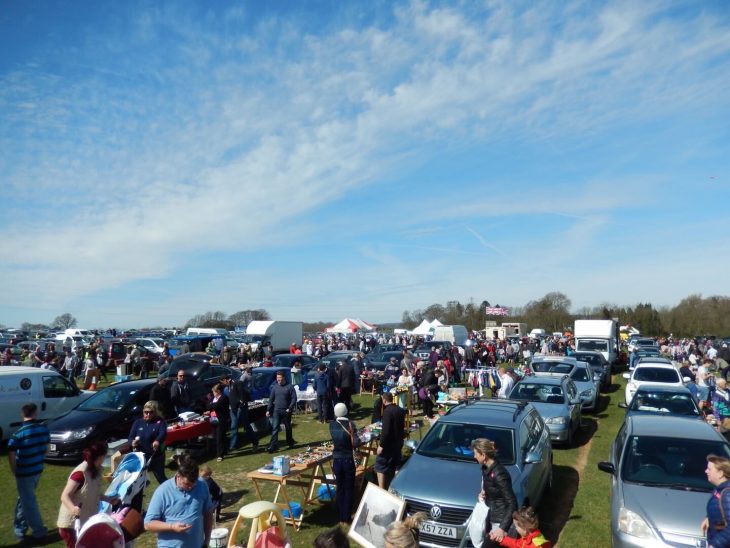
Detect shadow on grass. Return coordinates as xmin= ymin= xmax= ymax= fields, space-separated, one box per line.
xmin=574 ymin=417 xmax=597 ymax=447
xmin=537 ymin=464 xmax=580 ymax=543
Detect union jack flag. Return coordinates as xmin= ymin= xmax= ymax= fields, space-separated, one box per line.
xmin=485 ymin=306 xmax=510 ymax=316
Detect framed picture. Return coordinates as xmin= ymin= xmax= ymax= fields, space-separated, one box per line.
xmin=348 ymin=482 xmax=406 ymax=548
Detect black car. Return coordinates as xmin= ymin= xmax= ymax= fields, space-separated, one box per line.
xmin=367 ymin=351 xmax=404 ymax=372
xmin=272 ymin=354 xmax=319 ymax=369
xmin=46 ymin=379 xmax=156 ymax=462
xmin=160 ymin=354 xmax=242 ymax=401
xmin=413 ymin=340 xmax=453 ymax=363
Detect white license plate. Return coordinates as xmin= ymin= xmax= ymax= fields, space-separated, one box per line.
xmin=420 ymin=521 xmax=457 ymax=538
xmin=49 ymin=444 xmax=56 ymax=451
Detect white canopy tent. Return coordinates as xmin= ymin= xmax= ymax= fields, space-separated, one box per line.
xmin=409 ymin=319 xmax=443 ymax=336
xmin=325 ymin=318 xmax=376 ymax=334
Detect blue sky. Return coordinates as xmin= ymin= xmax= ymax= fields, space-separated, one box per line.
xmin=1 ymin=0 xmax=729 ymax=328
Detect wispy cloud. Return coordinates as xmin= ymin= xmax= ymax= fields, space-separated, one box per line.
xmin=1 ymin=0 xmax=729 ymax=324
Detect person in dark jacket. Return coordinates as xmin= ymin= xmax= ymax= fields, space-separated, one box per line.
xmin=149 ymin=377 xmax=173 ymax=419
xmin=206 ymin=384 xmax=231 ymax=461
xmin=170 ymin=371 xmax=193 ymax=415
xmin=472 ymin=438 xmax=518 ymax=547
xmin=227 ymin=375 xmax=258 ymax=451
xmin=313 ymin=364 xmax=331 ymax=424
xmin=128 ymin=401 xmax=168 ymax=485
xmin=266 ymin=371 xmax=297 ymax=453
xmin=375 ymin=392 xmax=406 ymax=490
xmin=703 ymin=454 xmax=730 ymax=547
xmin=329 ymin=403 xmax=362 ymax=525
xmin=372 ymin=394 xmax=384 ymax=423
xmin=337 ymin=360 xmax=356 ymax=411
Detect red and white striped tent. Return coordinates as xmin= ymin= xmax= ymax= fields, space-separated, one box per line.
xmin=325 ymin=318 xmax=376 ymax=334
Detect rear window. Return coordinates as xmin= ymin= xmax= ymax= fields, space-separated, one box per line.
xmin=533 ymin=362 xmax=573 ymax=374
xmin=511 ymin=382 xmax=566 ymax=405
xmin=633 ymin=367 xmax=680 ymax=383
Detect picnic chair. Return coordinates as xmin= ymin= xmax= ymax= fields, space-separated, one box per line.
xmin=228 ymin=501 xmax=292 ymax=548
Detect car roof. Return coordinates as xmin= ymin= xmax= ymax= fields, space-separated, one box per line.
xmin=633 ymin=383 xmax=692 ymax=394
xmin=0 ymin=366 xmax=61 ymax=375
xmin=531 ymin=355 xmax=579 ymax=363
xmin=442 ymin=400 xmax=531 ymax=426
xmin=106 ymin=378 xmax=156 ymax=389
xmin=627 ymin=414 xmax=719 ymax=440
xmin=517 ymin=375 xmax=567 ymax=385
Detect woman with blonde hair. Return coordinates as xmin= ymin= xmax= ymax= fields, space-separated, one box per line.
xmin=702 ymin=454 xmax=730 ymax=546
xmin=471 ymin=438 xmax=518 ymax=547
xmin=383 ymin=512 xmax=427 ymax=548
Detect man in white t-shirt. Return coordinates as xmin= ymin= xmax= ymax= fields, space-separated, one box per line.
xmin=497 ymin=367 xmax=514 ymax=398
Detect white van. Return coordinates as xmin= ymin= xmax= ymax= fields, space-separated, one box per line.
xmin=0 ymin=367 xmax=94 ymax=441
xmin=186 ymin=327 xmax=228 ymax=336
xmin=431 ymin=325 xmax=469 ymax=346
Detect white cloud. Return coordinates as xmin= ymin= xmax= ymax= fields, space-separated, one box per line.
xmin=1 ymin=0 xmax=729 ymax=324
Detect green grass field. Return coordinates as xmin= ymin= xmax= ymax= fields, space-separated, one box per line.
xmin=0 ymin=376 xmax=627 ymax=547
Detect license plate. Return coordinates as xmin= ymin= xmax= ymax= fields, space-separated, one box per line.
xmin=420 ymin=521 xmax=457 ymax=538
xmin=49 ymin=444 xmax=56 ymax=451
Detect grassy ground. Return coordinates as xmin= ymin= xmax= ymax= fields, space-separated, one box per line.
xmin=0 ymin=375 xmax=627 ymax=547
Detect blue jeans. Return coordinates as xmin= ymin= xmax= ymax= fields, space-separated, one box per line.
xmin=14 ymin=474 xmax=46 ymax=539
xmin=268 ymin=410 xmax=293 ymax=449
xmin=229 ymin=406 xmax=258 ymax=450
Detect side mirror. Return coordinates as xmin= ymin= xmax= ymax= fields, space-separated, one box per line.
xmin=524 ymin=450 xmax=542 ymax=465
xmin=597 ymin=461 xmax=615 ymax=475
xmin=618 ymin=402 xmax=627 ymax=409
xmin=622 ymin=373 xmax=631 ymax=379
xmin=404 ymin=439 xmax=419 ymax=451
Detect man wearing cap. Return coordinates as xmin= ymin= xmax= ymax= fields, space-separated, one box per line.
xmin=375 ymin=392 xmax=406 ymax=490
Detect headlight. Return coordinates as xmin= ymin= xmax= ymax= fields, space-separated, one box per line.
xmin=66 ymin=426 xmax=95 ymax=440
xmin=546 ymin=416 xmax=567 ymax=425
xmin=618 ymin=507 xmax=654 ymax=539
xmin=388 ymin=487 xmax=404 ymax=500
xmin=580 ymin=389 xmax=594 ymax=398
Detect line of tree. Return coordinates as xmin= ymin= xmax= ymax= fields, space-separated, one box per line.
xmin=401 ymin=293 xmax=730 ymax=338
xmin=184 ymin=309 xmax=271 ymax=330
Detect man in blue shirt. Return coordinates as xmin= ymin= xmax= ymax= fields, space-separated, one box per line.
xmin=8 ymin=402 xmax=50 ymax=541
xmin=144 ymin=455 xmax=214 ymax=547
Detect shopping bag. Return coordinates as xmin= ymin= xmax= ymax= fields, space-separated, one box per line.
xmin=467 ymin=501 xmax=490 ymax=548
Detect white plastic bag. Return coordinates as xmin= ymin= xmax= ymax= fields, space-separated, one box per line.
xmin=467 ymin=501 xmax=490 ymax=548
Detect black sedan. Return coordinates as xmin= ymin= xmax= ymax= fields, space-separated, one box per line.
xmin=46 ymin=379 xmax=156 ymax=462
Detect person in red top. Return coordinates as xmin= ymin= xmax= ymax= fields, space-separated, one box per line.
xmin=499 ymin=507 xmax=551 ymax=548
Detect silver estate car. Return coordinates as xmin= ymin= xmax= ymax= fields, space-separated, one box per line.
xmin=389 ymin=400 xmax=552 ymax=548
xmin=510 ymin=375 xmax=583 ymax=446
xmin=531 ymin=355 xmax=601 ymax=412
xmin=598 ymin=415 xmax=730 ymax=547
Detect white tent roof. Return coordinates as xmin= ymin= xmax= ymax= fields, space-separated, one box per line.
xmin=410 ymin=319 xmax=443 ymax=335
xmin=325 ymin=318 xmax=376 ymax=333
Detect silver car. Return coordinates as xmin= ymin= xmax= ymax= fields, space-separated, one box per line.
xmin=598 ymin=414 xmax=730 ymax=547
xmin=389 ymin=400 xmax=552 ymax=548
xmin=531 ymin=355 xmax=601 ymax=412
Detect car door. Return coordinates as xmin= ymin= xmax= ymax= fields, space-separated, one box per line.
xmin=40 ymin=374 xmax=84 ymax=419
xmin=520 ymin=412 xmax=543 ymax=504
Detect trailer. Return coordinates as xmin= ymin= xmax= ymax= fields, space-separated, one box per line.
xmin=245 ymin=321 xmax=303 ymax=354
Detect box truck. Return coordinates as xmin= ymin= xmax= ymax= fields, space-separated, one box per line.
xmin=245 ymin=321 xmax=303 ymax=354
xmin=574 ymin=319 xmax=619 ymax=364
xmin=431 ymin=325 xmax=469 ymax=346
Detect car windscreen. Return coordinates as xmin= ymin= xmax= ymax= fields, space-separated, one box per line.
xmin=571 ymin=367 xmax=591 ymax=382
xmin=628 ymin=392 xmax=700 ymax=416
xmin=511 ymin=382 xmax=565 ymax=404
xmin=576 ymin=340 xmax=608 ymax=352
xmin=533 ymin=362 xmax=573 ymax=374
xmin=417 ymin=422 xmax=515 ymax=464
xmin=77 ymin=385 xmax=143 ymax=411
xmin=621 ymin=435 xmax=730 ymax=490
xmin=633 ymin=368 xmax=680 ymax=383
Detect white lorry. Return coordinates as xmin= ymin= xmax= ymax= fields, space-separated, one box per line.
xmin=431 ymin=325 xmax=469 ymax=346
xmin=245 ymin=321 xmax=303 ymax=354
xmin=574 ymin=319 xmax=619 ymax=365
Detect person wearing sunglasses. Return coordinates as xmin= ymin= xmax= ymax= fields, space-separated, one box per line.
xmin=127 ymin=400 xmax=168 ymax=485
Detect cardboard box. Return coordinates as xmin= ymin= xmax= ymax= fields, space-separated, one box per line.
xmin=273 ymin=456 xmax=290 ymax=476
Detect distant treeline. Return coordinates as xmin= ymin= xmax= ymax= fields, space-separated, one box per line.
xmin=401 ymin=293 xmax=730 ymax=338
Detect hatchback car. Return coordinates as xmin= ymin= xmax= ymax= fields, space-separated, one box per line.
xmin=389 ymin=400 xmax=552 ymax=548
xmin=46 ymin=379 xmax=156 ymax=461
xmin=572 ymin=350 xmax=611 ymax=392
xmin=598 ymin=415 xmax=730 ymax=547
xmin=623 ymin=363 xmax=685 ymax=405
xmin=510 ymin=375 xmax=583 ymax=446
xmin=620 ymin=384 xmax=702 ymax=420
xmin=531 ymin=356 xmax=600 ymax=412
